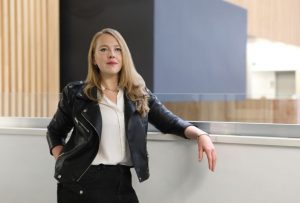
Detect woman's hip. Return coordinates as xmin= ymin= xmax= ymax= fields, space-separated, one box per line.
xmin=57 ymin=164 xmax=139 ymax=203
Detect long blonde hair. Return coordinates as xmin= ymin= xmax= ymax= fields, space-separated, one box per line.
xmin=84 ymin=28 xmax=149 ymax=117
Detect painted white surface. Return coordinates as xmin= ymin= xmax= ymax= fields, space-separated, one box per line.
xmin=0 ymin=130 xmax=300 ymax=203
xmin=133 ymin=137 xmax=300 ymax=203
xmin=247 ymin=38 xmax=300 ymax=99
xmin=0 ymin=133 xmax=57 ymax=203
xmin=248 ymin=38 xmax=300 ymax=71
xmin=250 ymin=71 xmax=276 ymax=99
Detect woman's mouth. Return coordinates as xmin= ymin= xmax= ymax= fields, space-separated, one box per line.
xmin=107 ymin=61 xmax=118 ymax=65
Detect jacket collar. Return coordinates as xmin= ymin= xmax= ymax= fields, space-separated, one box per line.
xmin=76 ymin=85 xmax=137 ymax=114
xmin=75 ymin=85 xmax=97 ymax=101
xmin=76 ymin=85 xmax=137 ymax=136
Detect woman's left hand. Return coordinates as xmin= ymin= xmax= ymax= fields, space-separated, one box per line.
xmin=197 ymin=134 xmax=216 ymax=172
xmin=184 ymin=126 xmax=217 ymax=172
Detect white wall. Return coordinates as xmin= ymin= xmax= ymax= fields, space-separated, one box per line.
xmin=133 ymin=139 xmax=300 ymax=203
xmin=248 ymin=38 xmax=300 ymax=72
xmin=0 ymin=132 xmax=57 ymax=203
xmin=250 ymin=71 xmax=276 ymax=99
xmin=1 ymin=130 xmax=300 ymax=203
xmin=247 ymin=38 xmax=300 ymax=98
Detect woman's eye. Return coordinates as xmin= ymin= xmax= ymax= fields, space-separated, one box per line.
xmin=99 ymin=48 xmax=107 ymax=52
xmin=115 ymin=48 xmax=122 ymax=52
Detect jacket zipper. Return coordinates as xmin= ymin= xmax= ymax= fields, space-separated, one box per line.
xmin=75 ymin=112 xmax=99 ymax=182
xmin=74 ymin=117 xmax=90 ymax=133
xmin=57 ymin=152 xmax=65 ymax=158
xmin=57 ymin=146 xmax=80 ymax=160
xmin=81 ymin=112 xmax=98 ymax=133
xmin=76 ymin=164 xmax=92 ymax=182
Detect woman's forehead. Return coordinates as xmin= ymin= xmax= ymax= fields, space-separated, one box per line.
xmin=96 ymin=34 xmax=120 ymax=47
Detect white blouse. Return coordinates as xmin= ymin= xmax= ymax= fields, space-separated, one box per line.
xmin=91 ymin=88 xmax=132 ymax=166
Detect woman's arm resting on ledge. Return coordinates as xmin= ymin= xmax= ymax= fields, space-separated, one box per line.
xmin=184 ymin=126 xmax=217 ymax=172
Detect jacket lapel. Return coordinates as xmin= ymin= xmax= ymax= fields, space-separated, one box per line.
xmin=124 ymin=93 xmax=136 ymax=122
xmin=75 ymin=87 xmax=141 ymax=138
xmin=124 ymin=93 xmax=146 ymax=141
xmin=76 ymin=86 xmax=102 ymax=136
xmin=81 ymin=102 xmax=102 ymax=137
xmin=124 ymin=93 xmax=137 ymax=133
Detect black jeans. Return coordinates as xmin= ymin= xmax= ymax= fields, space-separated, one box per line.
xmin=57 ymin=164 xmax=139 ymax=203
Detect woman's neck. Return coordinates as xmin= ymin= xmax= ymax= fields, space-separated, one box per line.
xmin=100 ymin=75 xmax=119 ymax=91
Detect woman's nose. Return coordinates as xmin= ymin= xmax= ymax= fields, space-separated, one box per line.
xmin=108 ymin=50 xmax=116 ymax=58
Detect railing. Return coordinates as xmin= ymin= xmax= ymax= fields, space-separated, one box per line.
xmin=1 ymin=93 xmax=300 ymax=125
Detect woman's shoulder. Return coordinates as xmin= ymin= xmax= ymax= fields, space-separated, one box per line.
xmin=65 ymin=80 xmax=85 ymax=89
xmin=62 ymin=80 xmax=86 ymax=97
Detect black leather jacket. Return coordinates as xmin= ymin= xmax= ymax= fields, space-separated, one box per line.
xmin=47 ymin=81 xmax=192 ymax=183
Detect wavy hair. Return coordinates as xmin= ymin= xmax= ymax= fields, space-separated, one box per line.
xmin=83 ymin=28 xmax=149 ymax=116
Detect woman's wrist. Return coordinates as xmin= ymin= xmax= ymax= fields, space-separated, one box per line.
xmin=185 ymin=126 xmax=209 ymax=139
xmin=197 ymin=132 xmax=209 ymax=137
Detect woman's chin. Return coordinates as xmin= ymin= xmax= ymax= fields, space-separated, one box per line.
xmin=100 ymin=70 xmax=121 ymax=77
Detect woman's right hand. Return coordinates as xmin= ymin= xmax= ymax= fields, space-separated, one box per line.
xmin=52 ymin=145 xmax=64 ymax=160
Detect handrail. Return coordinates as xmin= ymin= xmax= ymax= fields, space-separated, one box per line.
xmin=1 ymin=117 xmax=300 ymax=139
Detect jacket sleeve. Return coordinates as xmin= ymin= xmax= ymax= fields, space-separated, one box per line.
xmin=46 ymin=85 xmax=74 ymax=154
xmin=147 ymin=89 xmax=193 ymax=139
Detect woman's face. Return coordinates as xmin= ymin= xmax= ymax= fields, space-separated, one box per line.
xmin=93 ymin=33 xmax=123 ymax=78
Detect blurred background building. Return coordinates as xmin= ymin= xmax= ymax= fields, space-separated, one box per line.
xmin=1 ymin=0 xmax=300 ymax=123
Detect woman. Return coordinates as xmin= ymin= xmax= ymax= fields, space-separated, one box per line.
xmin=47 ymin=28 xmax=216 ymax=203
